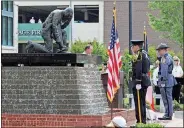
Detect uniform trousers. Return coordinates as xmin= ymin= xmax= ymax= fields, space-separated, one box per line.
xmin=155 ymin=86 xmax=161 ymax=105
xmin=159 ymin=87 xmax=173 ymax=117
xmin=172 ymin=83 xmax=182 ymax=103
xmin=132 ymin=86 xmax=147 ymax=124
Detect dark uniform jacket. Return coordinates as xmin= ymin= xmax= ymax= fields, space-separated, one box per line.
xmin=132 ymin=50 xmax=151 ymax=87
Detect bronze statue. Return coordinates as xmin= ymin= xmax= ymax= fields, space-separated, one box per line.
xmin=26 ymin=7 xmax=73 ymax=53
xmin=25 ymin=40 xmax=49 ymax=53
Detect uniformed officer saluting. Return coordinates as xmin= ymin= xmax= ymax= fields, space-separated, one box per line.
xmin=131 ymin=40 xmax=151 ymax=124
xmin=156 ymin=43 xmax=176 ymax=120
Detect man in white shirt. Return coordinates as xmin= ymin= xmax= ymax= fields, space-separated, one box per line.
xmin=153 ymin=60 xmax=159 ymax=86
xmin=29 ymin=17 xmax=35 ymax=23
xmin=172 ymin=56 xmax=183 ymax=102
xmin=83 ymin=44 xmax=93 ymax=55
xmin=152 ymin=60 xmax=160 ymax=105
xmin=172 ymin=56 xmax=183 ymax=78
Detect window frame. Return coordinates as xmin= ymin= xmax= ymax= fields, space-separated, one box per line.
xmin=1 ymin=1 xmax=14 ymax=46
xmin=74 ymin=5 xmax=99 ymax=23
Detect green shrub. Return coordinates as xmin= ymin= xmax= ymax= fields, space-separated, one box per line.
xmin=121 ymin=49 xmax=132 ymax=95
xmin=173 ymin=100 xmax=183 ymax=111
xmin=154 ymin=105 xmax=160 ymax=112
xmin=136 ymin=123 xmax=164 ymax=128
xmin=92 ymin=41 xmax=108 ymax=63
xmin=70 ymin=39 xmax=108 ymax=63
xmin=70 ymin=39 xmax=88 ymax=53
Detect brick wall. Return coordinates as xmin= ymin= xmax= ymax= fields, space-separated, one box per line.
xmin=104 ymin=0 xmax=182 ymax=53
xmin=104 ymin=1 xmax=129 ymax=51
xmin=2 ymin=109 xmax=135 ymax=127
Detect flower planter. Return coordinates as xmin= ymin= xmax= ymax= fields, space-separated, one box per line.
xmin=174 ymin=111 xmax=183 ymax=119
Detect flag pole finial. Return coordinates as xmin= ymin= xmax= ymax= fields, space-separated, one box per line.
xmin=113 ymin=0 xmax=116 ymax=8
xmin=144 ymin=21 xmax=146 ymax=31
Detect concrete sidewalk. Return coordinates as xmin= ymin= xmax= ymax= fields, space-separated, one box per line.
xmin=156 ymin=113 xmax=183 ymax=127
xmin=128 ymin=112 xmax=183 ymax=127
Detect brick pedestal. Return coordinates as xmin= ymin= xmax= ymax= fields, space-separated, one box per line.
xmin=2 ymin=66 xmax=108 ymax=115
xmin=2 ymin=65 xmax=136 ymax=127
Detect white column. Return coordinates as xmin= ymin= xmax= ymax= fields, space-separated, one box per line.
xmin=13 ymin=3 xmax=19 ymax=53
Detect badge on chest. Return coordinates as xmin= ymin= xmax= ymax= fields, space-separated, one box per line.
xmin=161 ymin=57 xmax=166 ymax=64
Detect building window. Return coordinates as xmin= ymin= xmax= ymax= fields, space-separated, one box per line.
xmin=1 ymin=1 xmax=13 ymax=46
xmin=74 ymin=5 xmax=99 ymax=23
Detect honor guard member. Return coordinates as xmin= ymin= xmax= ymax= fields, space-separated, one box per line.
xmin=131 ymin=40 xmax=151 ymax=124
xmin=157 ymin=43 xmax=176 ymax=120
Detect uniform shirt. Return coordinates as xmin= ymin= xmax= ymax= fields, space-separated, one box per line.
xmin=172 ymin=65 xmax=183 ymax=78
xmin=158 ymin=53 xmax=176 ymax=87
xmin=153 ymin=67 xmax=159 ymax=85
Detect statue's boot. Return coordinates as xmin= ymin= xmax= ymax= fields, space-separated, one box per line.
xmin=56 ymin=41 xmax=68 ymax=53
xmin=56 ymin=47 xmax=68 ymax=53
xmin=25 ymin=41 xmax=34 ymax=53
xmin=26 ymin=41 xmax=50 ymax=53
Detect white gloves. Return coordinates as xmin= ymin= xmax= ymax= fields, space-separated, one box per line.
xmin=161 ymin=84 xmax=165 ymax=87
xmin=136 ymin=84 xmax=142 ymax=90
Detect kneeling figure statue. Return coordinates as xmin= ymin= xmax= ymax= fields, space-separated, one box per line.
xmin=25 ymin=7 xmax=73 ymax=53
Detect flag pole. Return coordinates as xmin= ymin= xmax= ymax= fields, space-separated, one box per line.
xmin=143 ymin=21 xmax=146 ymax=51
xmin=111 ymin=102 xmax=113 ymax=120
xmin=143 ymin=21 xmax=153 ymax=123
xmin=136 ymin=22 xmax=147 ymax=124
xmin=137 ymin=89 xmax=142 ymax=123
xmin=110 ymin=0 xmax=116 ymax=120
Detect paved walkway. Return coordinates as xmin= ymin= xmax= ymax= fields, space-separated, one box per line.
xmin=128 ymin=112 xmax=183 ymax=127
xmin=155 ymin=112 xmax=183 ymax=127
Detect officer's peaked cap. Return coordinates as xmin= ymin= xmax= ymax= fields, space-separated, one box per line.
xmin=156 ymin=43 xmax=169 ymax=50
xmin=131 ymin=40 xmax=144 ymax=46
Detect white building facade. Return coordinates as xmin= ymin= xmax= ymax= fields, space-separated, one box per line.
xmin=4 ymin=0 xmax=104 ymax=53
xmin=1 ymin=1 xmax=18 ymax=53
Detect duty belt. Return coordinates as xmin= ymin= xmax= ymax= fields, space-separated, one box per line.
xmin=142 ymin=73 xmax=148 ymax=76
xmin=132 ymin=73 xmax=148 ymax=79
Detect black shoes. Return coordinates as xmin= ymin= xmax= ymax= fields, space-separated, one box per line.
xmin=158 ymin=116 xmax=172 ymax=120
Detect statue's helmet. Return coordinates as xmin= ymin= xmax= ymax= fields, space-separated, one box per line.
xmin=64 ymin=7 xmax=73 ymax=18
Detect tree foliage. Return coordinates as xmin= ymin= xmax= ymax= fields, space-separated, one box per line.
xmin=148 ymin=46 xmax=157 ymax=64
xmin=148 ymin=1 xmax=183 ymax=46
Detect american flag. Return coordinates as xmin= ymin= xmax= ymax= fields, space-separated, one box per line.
xmin=144 ymin=25 xmax=155 ymax=111
xmin=107 ymin=7 xmax=122 ymax=102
